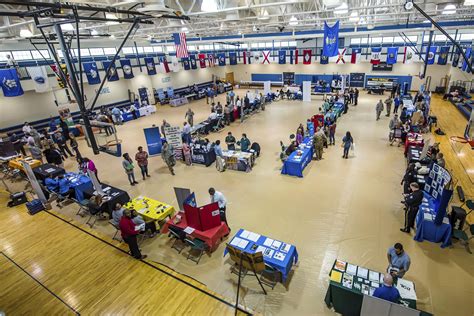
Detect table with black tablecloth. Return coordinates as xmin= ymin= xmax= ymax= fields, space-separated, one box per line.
xmin=191 ymin=146 xmax=216 ymax=166
xmin=33 ymin=164 xmax=65 ymax=182
xmin=80 ymin=184 xmax=130 ymax=215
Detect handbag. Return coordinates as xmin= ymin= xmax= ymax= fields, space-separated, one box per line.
xmin=351 ymin=143 xmax=355 ymax=151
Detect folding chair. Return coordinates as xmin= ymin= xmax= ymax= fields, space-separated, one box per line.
xmin=73 ymin=198 xmax=89 ymax=217
xmin=109 ymin=220 xmax=122 ymax=242
xmin=260 ymin=264 xmax=281 ymax=290
xmin=185 ymin=238 xmax=207 ymax=264
xmin=452 ymin=224 xmax=474 ymax=254
xmin=168 ymin=226 xmax=187 ymax=253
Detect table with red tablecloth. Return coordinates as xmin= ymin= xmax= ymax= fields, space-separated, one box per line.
xmin=404 ymin=132 xmax=424 ymax=155
xmin=310 ymin=114 xmax=324 ymax=129
xmin=161 ymin=211 xmax=230 ymax=252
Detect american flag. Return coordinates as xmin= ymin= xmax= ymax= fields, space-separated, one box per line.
xmin=173 ymin=33 xmax=189 ymax=58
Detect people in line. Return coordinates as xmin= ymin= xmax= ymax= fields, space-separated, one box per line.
xmin=384 ymin=97 xmax=393 ymax=117
xmin=341 ymin=131 xmax=353 ymax=159
xmin=122 ymin=153 xmax=138 ymax=186
xmin=400 ymin=182 xmax=423 ymax=233
xmin=328 ymin=121 xmax=337 ymax=146
xmin=373 ymin=274 xmax=400 ymax=303
xmin=135 ymin=146 xmax=150 ymax=180
xmin=313 ymin=127 xmax=327 ymax=161
xmin=393 ymin=95 xmax=401 ymax=114
xmin=119 ymin=208 xmax=147 ymax=260
xmin=161 ymin=141 xmax=176 ymax=175
xmin=387 ymin=243 xmax=410 ymax=278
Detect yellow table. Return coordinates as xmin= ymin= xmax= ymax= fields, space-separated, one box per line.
xmin=8 ymin=157 xmax=42 ymax=172
xmin=124 ymin=196 xmax=176 ymax=223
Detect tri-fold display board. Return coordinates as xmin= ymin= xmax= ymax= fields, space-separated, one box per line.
xmin=183 ymin=193 xmax=221 ymax=231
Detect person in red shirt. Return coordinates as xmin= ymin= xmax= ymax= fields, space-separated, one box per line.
xmin=119 ymin=209 xmax=147 ymax=259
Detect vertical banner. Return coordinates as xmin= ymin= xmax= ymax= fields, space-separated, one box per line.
xmin=427 ymin=46 xmax=437 ymax=65
xmin=164 ymin=126 xmax=183 ymax=160
xmin=403 ymin=46 xmax=417 ymax=64
xmin=229 ymin=52 xmax=237 ymax=65
xmin=323 ymin=21 xmax=340 ymax=57
xmin=386 ymin=47 xmax=398 ymax=65
xmin=26 ymin=66 xmax=50 ymax=92
xmin=143 ymin=127 xmax=162 ymax=156
xmin=50 ymin=64 xmax=69 ymax=88
xmin=159 ymin=56 xmax=170 ymax=73
xmin=320 ymin=49 xmax=329 ymax=64
xmin=171 ymin=56 xmax=180 ymax=72
xmin=0 ymin=68 xmax=24 ymax=97
xmin=207 ymin=53 xmax=216 ymax=67
xmin=218 ymin=53 xmax=226 ymax=66
xmin=279 ymin=50 xmax=286 ymax=64
xmin=102 ymin=61 xmax=119 ymax=81
xmin=437 ymin=46 xmax=449 ymax=65
xmin=336 ymin=48 xmax=346 ymax=64
xmin=120 ymin=59 xmax=134 ymax=79
xmin=350 ymin=48 xmax=361 ymax=64
xmin=182 ymin=57 xmax=190 ymax=70
xmin=262 ymin=51 xmax=271 ymax=64
xmin=370 ymin=47 xmax=382 ymax=65
xmin=198 ymin=53 xmax=206 ymax=68
xmin=144 ymin=57 xmax=157 ymax=75
xmin=82 ymin=62 xmax=101 ymax=85
xmin=294 ymin=49 xmax=299 ymax=64
xmin=462 ymin=47 xmax=472 ymax=72
xmin=452 ymin=49 xmax=460 ymax=68
xmin=303 ymin=49 xmax=312 ymax=64
xmin=190 ymin=54 xmax=197 ymax=69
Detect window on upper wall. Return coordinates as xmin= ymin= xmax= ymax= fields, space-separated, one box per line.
xmin=12 ymin=50 xmax=33 ymax=60
xmin=258 ymin=43 xmax=265 ymax=48
xmin=288 ymin=41 xmax=297 ymax=47
xmin=123 ymin=47 xmax=134 ymax=54
xmin=31 ymin=49 xmax=50 ymax=60
xmin=241 ymin=43 xmax=248 ymax=49
xmin=393 ymin=36 xmax=404 ymax=43
xmin=350 ymin=38 xmax=361 ymax=45
xmin=406 ymin=35 xmax=417 ymax=42
xmin=188 ymin=45 xmax=196 ymax=51
xmin=265 ymin=42 xmax=273 ymax=48
xmin=89 ymin=48 xmax=104 ymax=56
xmin=250 ymin=43 xmax=258 ymax=48
xmin=56 ymin=50 xmax=64 ymax=58
xmin=167 ymin=45 xmax=175 ymax=52
xmin=0 ymin=51 xmax=11 ymax=61
xmin=153 ymin=46 xmax=163 ymax=52
xmin=382 ymin=37 xmax=393 ymax=43
xmin=360 ymin=38 xmax=369 ymax=44
xmin=280 ymin=41 xmax=288 ymax=47
xmin=135 ymin=47 xmax=144 ymax=53
xmin=143 ymin=46 xmax=153 ymax=53
xmin=460 ymin=33 xmax=474 ymax=40
xmin=273 ymin=42 xmax=281 ymax=48
xmin=371 ymin=37 xmax=382 ymax=44
xmin=435 ymin=35 xmax=447 ymax=42
xmin=103 ymin=47 xmax=116 ymax=55
xmin=80 ymin=49 xmax=90 ymax=56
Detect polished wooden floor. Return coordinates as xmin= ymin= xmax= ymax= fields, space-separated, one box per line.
xmin=0 ymin=190 xmax=247 ymax=316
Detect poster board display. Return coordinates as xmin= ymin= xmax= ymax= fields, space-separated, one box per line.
xmin=366 ymin=77 xmax=395 ymax=88
xmin=349 ymin=73 xmax=365 ymax=87
xmin=226 ymin=244 xmax=265 ymax=272
xmin=143 ymin=127 xmax=162 ymax=156
xmin=183 ymin=194 xmax=220 ymax=231
xmin=164 ymin=126 xmax=183 ymax=160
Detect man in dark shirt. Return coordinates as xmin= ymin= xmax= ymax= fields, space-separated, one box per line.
xmin=401 ymin=182 xmax=424 ymax=233
xmin=120 ymin=209 xmax=147 ymax=260
xmin=354 ymin=88 xmax=359 ymax=105
xmin=225 ymin=132 xmax=236 ymax=150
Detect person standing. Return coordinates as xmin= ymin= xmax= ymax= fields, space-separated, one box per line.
xmin=69 ymin=133 xmax=82 ymax=160
xmin=28 ymin=139 xmax=43 ymax=162
xmin=160 ymin=119 xmax=170 ymax=137
xmin=401 ymin=163 xmax=417 ymax=194
xmin=9 ymin=132 xmax=26 ymax=156
xmin=111 ymin=107 xmax=123 ymax=125
xmin=119 ymin=209 xmax=147 ymax=260
xmin=209 ymin=187 xmax=229 ymax=230
xmin=43 ymin=143 xmax=64 ymax=167
xmin=59 ymin=118 xmax=70 ymax=140
xmin=313 ymin=128 xmax=327 ymax=160
xmin=354 ymin=88 xmax=359 ymax=105
xmin=328 ymin=121 xmax=337 ymax=146
xmin=122 ymin=153 xmax=138 ymax=186
xmin=185 ymin=108 xmax=195 ymax=127
xmin=182 ymin=142 xmax=192 ymax=166
xmin=135 ymin=146 xmax=150 ymax=180
xmin=341 ymin=131 xmax=353 ymax=159
xmin=384 ymin=97 xmax=393 ymax=117
xmin=393 ymin=95 xmax=401 ymax=114
xmin=182 ymin=122 xmax=192 ymax=144
xmin=239 ymin=134 xmax=251 ymax=152
xmin=386 ymin=243 xmax=410 ymax=278
xmin=53 ymin=131 xmax=74 ymax=158
xmin=225 ymin=132 xmax=236 ymax=150
xmin=82 ymin=157 xmax=99 ymax=182
xmin=400 ymin=182 xmax=423 ymax=233
xmin=161 ymin=141 xmax=176 ymax=175
xmin=373 ymin=274 xmax=400 ymax=303
xmin=376 ymin=100 xmax=384 ymax=121
xmin=214 ymin=140 xmax=225 ymax=172
xmin=129 ymin=102 xmax=138 ymax=120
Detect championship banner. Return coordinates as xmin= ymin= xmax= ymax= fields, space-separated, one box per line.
xmin=198 ymin=53 xmax=206 ymax=68
xmin=370 ymin=47 xmax=382 ymax=65
xmin=190 ymin=54 xmax=197 ymax=69
xmin=164 ymin=126 xmax=183 ymax=160
xmin=0 ymin=68 xmax=24 ymax=97
xmin=278 ymin=50 xmax=286 ymax=64
xmin=102 ymin=61 xmax=119 ymax=81
xmin=437 ymin=46 xmax=449 ymax=65
xmin=303 ymin=49 xmax=312 ymax=64
xmin=218 ymin=53 xmax=226 ymax=66
xmin=144 ymin=57 xmax=157 ymax=75
xmin=182 ymin=57 xmax=190 ymax=70
xmin=462 ymin=47 xmax=471 ymax=72
xmin=229 ymin=52 xmax=237 ymax=65
xmin=350 ymin=48 xmax=361 ymax=64
xmin=427 ymin=46 xmax=437 ymax=65
xmin=83 ymin=62 xmax=101 ymax=85
xmin=323 ymin=21 xmax=340 ymax=57
xmin=26 ymin=66 xmax=50 ymax=92
xmin=143 ymin=127 xmax=162 ymax=156
xmin=120 ymin=59 xmax=134 ymax=79
xmin=159 ymin=56 xmax=170 ymax=73
xmin=386 ymin=47 xmax=398 ymax=65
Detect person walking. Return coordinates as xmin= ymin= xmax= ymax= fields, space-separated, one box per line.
xmin=393 ymin=94 xmax=401 ymax=114
xmin=69 ymin=133 xmax=82 ymax=160
xmin=185 ymin=108 xmax=195 ymax=127
xmin=122 ymin=153 xmax=138 ymax=186
xmin=385 ymin=97 xmax=393 ymax=117
xmin=160 ymin=119 xmax=170 ymax=137
xmin=182 ymin=122 xmax=192 ymax=144
xmin=376 ymin=100 xmax=384 ymax=121
xmin=354 ymin=88 xmax=359 ymax=105
xmin=328 ymin=121 xmax=337 ymax=145
xmin=119 ymin=209 xmax=147 ymax=260
xmin=135 ymin=146 xmax=150 ymax=180
xmin=82 ymin=157 xmax=99 ymax=182
xmin=161 ymin=141 xmax=176 ymax=175
xmin=341 ymin=131 xmax=353 ymax=159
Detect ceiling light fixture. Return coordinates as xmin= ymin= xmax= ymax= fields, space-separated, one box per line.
xmin=90 ymin=29 xmax=99 ymax=36
xmin=349 ymin=11 xmax=359 ymax=22
xmin=181 ymin=26 xmax=189 ymax=33
xmin=257 ymin=9 xmax=270 ymax=20
xmin=201 ymin=0 xmax=218 ymax=12
xmin=441 ymin=4 xmax=456 ymax=14
xmin=110 ymin=34 xmax=116 ymax=40
xmin=106 ymin=13 xmax=119 ymax=25
xmin=289 ymin=16 xmax=298 ymax=26
xmin=61 ymin=23 xmax=74 ymax=31
xmin=19 ymin=29 xmax=33 ymax=38
xmin=334 ymin=2 xmax=349 ymax=15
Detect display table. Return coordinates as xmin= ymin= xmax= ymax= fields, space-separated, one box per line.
xmin=191 ymin=146 xmax=216 ymax=166
xmin=414 ymin=193 xmax=452 ymax=248
xmin=121 ymin=112 xmax=137 ymax=122
xmin=8 ymin=156 xmax=41 ymax=172
xmin=224 ymin=228 xmax=298 ymax=282
xmin=33 ymin=164 xmax=65 ymax=181
xmin=287 ymin=86 xmax=301 ymax=93
xmin=314 ymin=86 xmax=331 ymax=93
xmin=162 ymin=211 xmax=229 ymax=252
xmin=281 ymin=137 xmax=314 ymax=178
xmin=170 ymin=97 xmax=188 ymax=107
xmin=403 ymin=99 xmax=416 ymax=116
xmin=80 ymin=184 xmax=130 ymax=215
xmin=407 ymin=146 xmax=422 ymax=164
xmin=324 ymin=259 xmax=420 ymax=316
xmin=64 ymin=172 xmax=93 ymax=201
xmin=332 ymin=101 xmax=345 ymax=117
xmin=222 ymin=150 xmax=254 ymax=172
xmin=404 ymin=133 xmax=423 ymax=156
xmin=124 ymin=196 xmax=175 ymax=223
xmin=138 ymin=105 xmax=157 ymax=116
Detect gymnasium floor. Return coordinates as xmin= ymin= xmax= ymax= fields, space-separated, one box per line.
xmin=2 ymin=90 xmax=473 ymax=315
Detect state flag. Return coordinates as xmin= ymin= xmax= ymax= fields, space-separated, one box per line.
xmin=371 ymin=47 xmax=382 ymax=65
xmin=83 ymin=62 xmax=101 ymax=85
xmin=0 ymin=68 xmax=24 ymax=97
xmin=102 ymin=61 xmax=119 ymax=81
xmin=144 ymin=57 xmax=157 ymax=75
xmin=198 ymin=53 xmax=206 ymax=68
xmin=386 ymin=47 xmax=398 ymax=65
xmin=350 ymin=48 xmax=361 ymax=64
xmin=190 ymin=54 xmax=197 ymax=69
xmin=120 ymin=59 xmax=134 ymax=79
xmin=182 ymin=57 xmax=190 ymax=70
xmin=303 ymin=50 xmax=312 ymax=64
xmin=278 ymin=50 xmax=286 ymax=64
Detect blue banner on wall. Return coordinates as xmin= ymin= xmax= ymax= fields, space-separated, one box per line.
xmin=144 ymin=57 xmax=157 ymax=75
xmin=102 ymin=61 xmax=119 ymax=81
xmin=218 ymin=53 xmax=226 ymax=66
xmin=190 ymin=54 xmax=197 ymax=69
xmin=278 ymin=50 xmax=286 ymax=64
xmin=83 ymin=62 xmax=101 ymax=85
xmin=0 ymin=68 xmax=24 ymax=97
xmin=462 ymin=47 xmax=472 ymax=72
xmin=229 ymin=52 xmax=237 ymax=65
xmin=323 ymin=21 xmax=339 ymax=57
xmin=320 ymin=49 xmax=329 ymax=64
xmin=437 ymin=46 xmax=449 ymax=65
xmin=386 ymin=47 xmax=398 ymax=65
xmin=143 ymin=127 xmax=162 ymax=156
xmin=119 ymin=59 xmax=134 ymax=79
xmin=427 ymin=46 xmax=437 ymax=65
xmin=452 ymin=49 xmax=460 ymax=67
xmin=182 ymin=57 xmax=190 ymax=70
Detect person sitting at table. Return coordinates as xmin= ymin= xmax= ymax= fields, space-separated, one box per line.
xmin=45 ymin=174 xmax=59 ymax=192
xmin=400 ymin=182 xmax=423 ymax=234
xmin=373 ymin=274 xmax=400 ymax=303
xmin=119 ymin=209 xmax=147 ymax=260
xmin=208 ymin=110 xmax=218 ymax=121
xmin=209 ymin=187 xmax=229 ymax=231
xmin=238 ymin=134 xmax=251 ymax=152
xmin=57 ymin=174 xmax=75 ymax=199
xmin=435 ymin=153 xmax=446 ymax=168
xmin=285 ymin=141 xmax=297 ymax=156
xmin=386 ymin=243 xmax=410 ymax=278
xmin=225 ymin=132 xmax=236 ymax=150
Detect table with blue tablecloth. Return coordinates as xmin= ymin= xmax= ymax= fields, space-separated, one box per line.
xmin=121 ymin=112 xmax=138 ymax=122
xmin=414 ymin=193 xmax=452 ymax=248
xmin=332 ymin=101 xmax=345 ymax=117
xmin=314 ymin=86 xmax=331 ymax=93
xmin=281 ymin=137 xmax=313 ymax=178
xmin=64 ymin=172 xmax=93 ymax=201
xmin=224 ymin=228 xmax=298 ymax=282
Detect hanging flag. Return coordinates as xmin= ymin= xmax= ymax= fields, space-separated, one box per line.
xmin=243 ymin=51 xmax=248 ymax=64
xmin=173 ymin=32 xmax=189 ymax=58
xmin=320 ymin=49 xmax=329 ymax=64
xmin=229 ymin=52 xmax=237 ymax=65
xmin=437 ymin=46 xmax=449 ymax=65
xmin=278 ymin=50 xmax=286 ymax=64
xmin=290 ymin=50 xmax=294 ymax=64
xmin=336 ymin=48 xmax=346 ymax=64
xmin=253 ymin=51 xmax=261 ymax=63
xmin=350 ymin=48 xmax=361 ymax=64
xmin=262 ymin=51 xmax=271 ymax=64
xmin=50 ymin=64 xmax=69 ymax=88
xmin=102 ymin=61 xmax=119 ymax=81
xmin=182 ymin=57 xmax=190 ymax=70
xmin=120 ymin=59 xmax=134 ymax=79
xmin=403 ymin=46 xmax=416 ymax=64
xmin=189 ymin=54 xmax=197 ymax=69
xmin=207 ymin=53 xmax=215 ymax=67
xmin=0 ymin=68 xmax=24 ymax=97
xmin=171 ymin=56 xmax=180 ymax=72
xmin=82 ymin=62 xmax=101 ymax=85
xmin=462 ymin=47 xmax=472 ymax=72
xmin=294 ymin=49 xmax=299 ymax=64
xmin=144 ymin=57 xmax=157 ymax=75
xmin=218 ymin=53 xmax=226 ymax=66
xmin=370 ymin=47 xmax=382 ymax=65
xmin=198 ymin=53 xmax=206 ymax=68
xmin=303 ymin=49 xmax=312 ymax=64
xmin=323 ymin=21 xmax=340 ymax=57
xmin=159 ymin=56 xmax=170 ymax=73
xmin=427 ymin=46 xmax=437 ymax=65
xmin=452 ymin=49 xmax=460 ymax=68
xmin=386 ymin=47 xmax=398 ymax=65
xmin=26 ymin=66 xmax=50 ymax=92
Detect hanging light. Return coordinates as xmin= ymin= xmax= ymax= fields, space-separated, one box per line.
xmin=61 ymin=23 xmax=74 ymax=31
xmin=181 ymin=26 xmax=189 ymax=33
xmin=110 ymin=34 xmax=116 ymax=40
xmin=106 ymin=13 xmax=119 ymax=25
xmin=90 ymin=29 xmax=99 ymax=36
xmin=334 ymin=3 xmax=349 ymax=15
xmin=257 ymin=9 xmax=270 ymax=20
xmin=349 ymin=11 xmax=359 ymax=22
xmin=289 ymin=16 xmax=298 ymax=26
xmin=441 ymin=4 xmax=456 ymax=14
xmin=19 ymin=29 xmax=33 ymax=38
xmin=201 ymin=0 xmax=218 ymax=12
